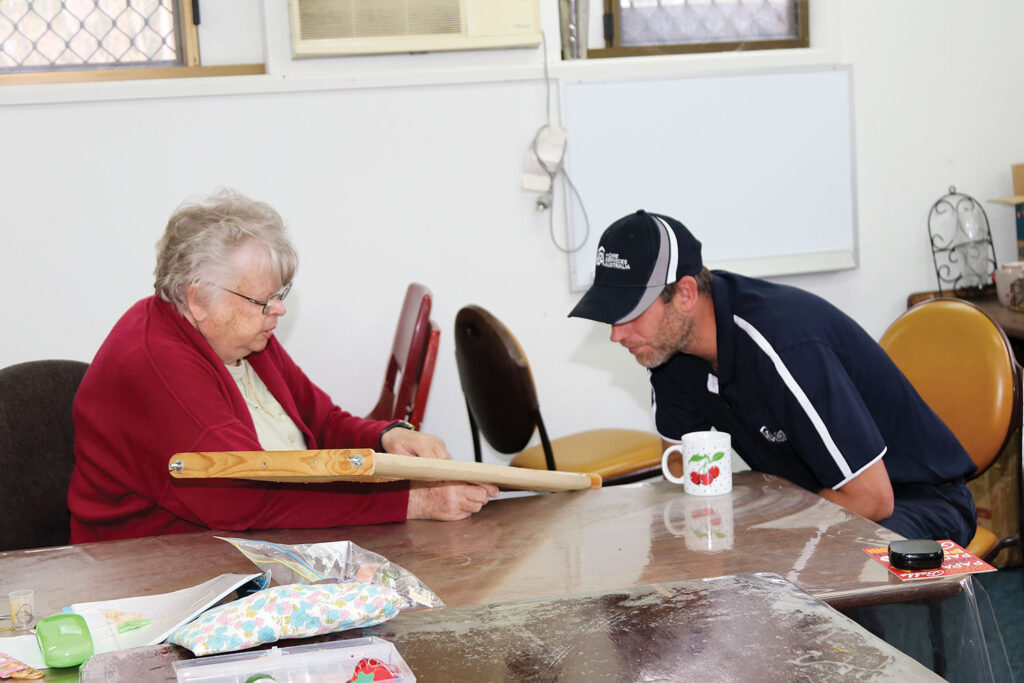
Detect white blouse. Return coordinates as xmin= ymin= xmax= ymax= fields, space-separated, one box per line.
xmin=227 ymin=360 xmax=307 ymax=451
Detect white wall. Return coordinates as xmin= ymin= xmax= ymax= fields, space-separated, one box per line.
xmin=2 ymin=0 xmax=1023 ymax=467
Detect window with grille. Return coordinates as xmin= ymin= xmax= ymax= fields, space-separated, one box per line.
xmin=0 ymin=0 xmax=190 ymax=74
xmin=588 ymin=0 xmax=808 ymax=59
xmin=0 ymin=0 xmax=199 ymax=77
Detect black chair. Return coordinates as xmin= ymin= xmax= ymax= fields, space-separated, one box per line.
xmin=454 ymin=305 xmax=662 ymax=485
xmin=0 ymin=359 xmax=89 ymax=551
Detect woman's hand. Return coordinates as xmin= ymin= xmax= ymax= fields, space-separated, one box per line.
xmin=406 ymin=480 xmax=500 ymax=521
xmin=381 ymin=427 xmax=452 ymax=460
xmin=382 ymin=427 xmax=500 ymax=520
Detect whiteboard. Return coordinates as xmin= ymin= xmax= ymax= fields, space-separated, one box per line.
xmin=562 ymin=67 xmax=857 ymax=291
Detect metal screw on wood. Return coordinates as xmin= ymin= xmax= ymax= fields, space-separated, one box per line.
xmin=348 ymin=454 xmax=364 ymax=467
xmin=169 ymin=460 xmax=183 ymax=472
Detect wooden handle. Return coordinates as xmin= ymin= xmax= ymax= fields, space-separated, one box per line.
xmin=369 ymin=452 xmax=601 ymax=491
xmin=168 ymin=450 xmax=602 ymax=492
xmin=168 ymin=449 xmax=376 ymax=482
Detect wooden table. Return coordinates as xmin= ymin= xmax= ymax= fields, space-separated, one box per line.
xmin=973 ymin=295 xmax=1024 ymax=340
xmin=0 ymin=473 xmax=975 ymax=680
xmin=78 ymin=573 xmax=944 ymax=682
xmin=0 ymin=473 xmax=963 ymax=615
xmin=908 ymin=288 xmax=1024 ymax=350
xmin=0 ymin=474 xmax=962 ymax=619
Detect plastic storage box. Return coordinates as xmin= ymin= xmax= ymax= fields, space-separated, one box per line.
xmin=172 ymin=636 xmax=414 ymax=682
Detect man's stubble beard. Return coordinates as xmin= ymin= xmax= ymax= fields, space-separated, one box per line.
xmin=635 ymin=305 xmax=694 ymax=369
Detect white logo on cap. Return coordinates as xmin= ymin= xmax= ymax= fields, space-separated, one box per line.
xmin=596 ymin=245 xmax=630 ymax=270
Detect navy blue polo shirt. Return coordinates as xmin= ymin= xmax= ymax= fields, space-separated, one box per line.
xmin=651 ymin=272 xmax=976 ymax=495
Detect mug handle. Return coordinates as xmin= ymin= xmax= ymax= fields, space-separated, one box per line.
xmin=661 ymin=444 xmax=687 ymax=484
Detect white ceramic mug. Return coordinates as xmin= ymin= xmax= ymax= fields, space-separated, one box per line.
xmin=662 ymin=431 xmax=732 ymax=496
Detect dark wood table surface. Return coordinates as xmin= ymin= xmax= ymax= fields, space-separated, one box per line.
xmin=0 ymin=472 xmax=963 ymax=622
xmin=909 ymin=287 xmax=1024 ymax=341
xmin=1 ymin=473 xmax=975 ymax=681
xmin=972 ymin=294 xmax=1024 ymax=339
xmin=78 ymin=573 xmax=944 ymax=682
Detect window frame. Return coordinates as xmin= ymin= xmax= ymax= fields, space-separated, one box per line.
xmin=588 ymin=0 xmax=809 ymax=59
xmin=0 ymin=0 xmax=264 ymax=86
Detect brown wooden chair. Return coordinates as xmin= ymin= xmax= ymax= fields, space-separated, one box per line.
xmin=0 ymin=359 xmax=89 ymax=551
xmin=367 ymin=283 xmax=440 ymax=430
xmin=454 ymin=305 xmax=662 ymax=485
xmin=879 ymin=298 xmax=1022 ymax=562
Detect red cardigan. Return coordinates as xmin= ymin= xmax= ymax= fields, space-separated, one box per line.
xmin=69 ymin=296 xmax=409 ymax=542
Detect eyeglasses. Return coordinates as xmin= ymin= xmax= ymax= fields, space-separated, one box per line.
xmin=220 ymin=282 xmax=292 ymax=315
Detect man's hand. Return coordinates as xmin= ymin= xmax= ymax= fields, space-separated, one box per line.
xmin=381 ymin=427 xmax=451 ymax=460
xmin=406 ymin=480 xmax=500 ymax=521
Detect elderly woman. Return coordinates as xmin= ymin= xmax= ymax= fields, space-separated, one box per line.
xmin=69 ymin=189 xmax=497 ymax=542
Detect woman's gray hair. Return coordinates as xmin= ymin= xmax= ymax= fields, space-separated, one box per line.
xmin=154 ymin=189 xmax=298 ymax=313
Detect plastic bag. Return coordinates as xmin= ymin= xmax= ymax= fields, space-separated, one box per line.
xmin=217 ymin=537 xmax=443 ymax=609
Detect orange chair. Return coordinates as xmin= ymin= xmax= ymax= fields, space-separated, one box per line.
xmin=454 ymin=305 xmax=662 ymax=485
xmin=880 ymin=298 xmax=1022 ymax=562
xmin=367 ymin=283 xmax=440 ymax=430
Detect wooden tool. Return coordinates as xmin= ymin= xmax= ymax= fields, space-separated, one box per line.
xmin=168 ymin=449 xmax=602 ymax=492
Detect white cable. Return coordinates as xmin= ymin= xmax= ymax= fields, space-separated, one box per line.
xmin=558 ymin=169 xmax=591 ymax=253
xmin=530 ymin=30 xmax=589 ymax=253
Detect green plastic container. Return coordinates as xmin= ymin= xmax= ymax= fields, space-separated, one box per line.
xmin=35 ymin=613 xmax=95 ymax=668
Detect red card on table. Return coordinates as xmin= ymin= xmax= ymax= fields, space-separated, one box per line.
xmin=863 ymin=540 xmax=996 ymax=580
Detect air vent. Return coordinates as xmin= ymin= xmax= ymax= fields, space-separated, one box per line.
xmin=289 ymin=0 xmax=541 ymax=57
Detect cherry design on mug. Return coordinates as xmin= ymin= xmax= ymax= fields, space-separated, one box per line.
xmin=689 ymin=451 xmax=726 ymax=487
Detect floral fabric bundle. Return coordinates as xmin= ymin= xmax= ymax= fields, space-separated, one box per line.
xmin=169 ymin=582 xmax=402 ymax=656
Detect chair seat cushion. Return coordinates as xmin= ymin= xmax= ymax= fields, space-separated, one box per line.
xmin=511 ymin=428 xmax=663 ymax=480
xmin=966 ymin=524 xmax=999 ymax=561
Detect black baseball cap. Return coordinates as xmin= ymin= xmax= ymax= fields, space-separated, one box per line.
xmin=569 ymin=210 xmax=703 ymax=324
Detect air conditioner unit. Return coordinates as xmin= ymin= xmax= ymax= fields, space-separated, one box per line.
xmin=288 ymin=0 xmax=542 ymax=57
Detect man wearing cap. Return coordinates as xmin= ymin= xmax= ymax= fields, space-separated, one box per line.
xmin=570 ymin=210 xmax=977 ymax=545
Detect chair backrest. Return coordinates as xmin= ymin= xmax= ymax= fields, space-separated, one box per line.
xmin=367 ymin=283 xmax=437 ymax=429
xmin=454 ymin=305 xmax=543 ymax=456
xmin=0 ymin=359 xmax=89 ymax=551
xmin=408 ymin=320 xmax=440 ymax=430
xmin=879 ymin=298 xmax=1021 ymax=476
